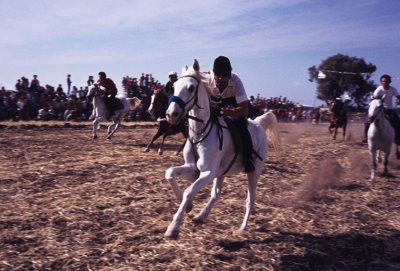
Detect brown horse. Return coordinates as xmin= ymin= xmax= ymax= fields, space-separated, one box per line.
xmin=328 ymin=98 xmax=347 ymax=140
xmin=144 ymin=91 xmax=188 ymax=155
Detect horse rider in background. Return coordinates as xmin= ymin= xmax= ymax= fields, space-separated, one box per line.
xmin=97 ymin=71 xmax=118 ymax=118
xmin=165 ymin=71 xmax=178 ymax=97
xmin=204 ymin=56 xmax=255 ymax=173
xmin=363 ymin=74 xmax=400 ymax=145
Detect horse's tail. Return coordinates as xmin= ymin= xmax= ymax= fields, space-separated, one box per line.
xmin=128 ymin=97 xmax=142 ymax=111
xmin=254 ymin=111 xmax=281 ymax=150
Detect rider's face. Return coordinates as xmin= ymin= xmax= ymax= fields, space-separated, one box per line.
xmin=214 ymin=73 xmax=230 ymax=91
xmin=381 ymin=79 xmax=390 ymax=89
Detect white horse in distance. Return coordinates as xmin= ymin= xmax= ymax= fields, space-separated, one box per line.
xmin=87 ymin=85 xmax=141 ymax=140
xmin=367 ymin=98 xmax=395 ymax=181
xmin=163 ymin=59 xmax=281 ymax=239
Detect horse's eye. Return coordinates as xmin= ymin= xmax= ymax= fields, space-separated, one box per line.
xmin=188 ymin=85 xmax=195 ymax=93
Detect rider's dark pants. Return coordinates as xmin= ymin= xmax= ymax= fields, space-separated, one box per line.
xmin=104 ymin=95 xmax=117 ymax=112
xmin=386 ymin=109 xmax=400 ymax=145
xmin=232 ymin=117 xmax=253 ymax=163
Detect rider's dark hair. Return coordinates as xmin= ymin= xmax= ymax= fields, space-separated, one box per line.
xmin=98 ymin=71 xmax=107 ymax=77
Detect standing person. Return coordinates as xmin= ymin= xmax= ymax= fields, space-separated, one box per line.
xmin=97 ymin=71 xmax=118 ymax=116
xmin=363 ymin=74 xmax=400 ymax=143
xmin=205 ymin=56 xmax=255 ymax=173
xmin=165 ymin=71 xmax=178 ymax=96
xmin=87 ymin=76 xmax=94 ymax=86
xmin=66 ymin=74 xmax=72 ymax=95
xmin=30 ymin=75 xmax=40 ymax=92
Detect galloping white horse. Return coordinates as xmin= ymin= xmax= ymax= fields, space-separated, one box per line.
xmin=163 ymin=59 xmax=280 ymax=238
xmin=87 ymin=85 xmax=141 ymax=140
xmin=367 ymin=98 xmax=395 ymax=181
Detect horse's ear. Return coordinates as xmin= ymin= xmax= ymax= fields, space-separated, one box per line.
xmin=193 ymin=59 xmax=200 ymax=72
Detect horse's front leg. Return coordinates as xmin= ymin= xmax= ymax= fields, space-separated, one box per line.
xmin=92 ymin=119 xmax=99 ymax=140
xmin=165 ymin=165 xmax=199 ymax=204
xmin=342 ymin=125 xmax=346 ymax=139
xmin=193 ymin=176 xmax=224 ymax=224
xmin=333 ymin=127 xmax=338 ymax=140
xmin=165 ymin=171 xmax=215 ymax=239
xmin=370 ymin=149 xmax=377 ymax=182
xmin=144 ymin=129 xmax=163 ymax=152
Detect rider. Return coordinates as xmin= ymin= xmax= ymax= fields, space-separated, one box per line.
xmin=165 ymin=71 xmax=178 ymax=97
xmin=205 ymin=56 xmax=255 ymax=173
xmin=363 ymin=74 xmax=400 ymax=144
xmin=97 ymin=71 xmax=118 ymax=117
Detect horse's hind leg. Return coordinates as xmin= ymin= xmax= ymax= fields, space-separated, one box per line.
xmin=107 ymin=121 xmax=120 ymax=140
xmin=333 ymin=128 xmax=338 ymax=140
xmin=158 ymin=135 xmax=167 ymax=155
xmin=193 ymin=176 xmax=224 ymax=224
xmin=239 ymin=171 xmax=261 ymax=233
xmin=175 ymin=140 xmax=186 ymax=156
xmin=396 ymin=145 xmax=400 ymax=160
xmin=383 ymin=152 xmax=390 ymax=176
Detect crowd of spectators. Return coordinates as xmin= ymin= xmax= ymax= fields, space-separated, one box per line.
xmin=0 ymin=73 xmax=325 ymax=123
xmin=248 ymin=95 xmax=323 ymax=122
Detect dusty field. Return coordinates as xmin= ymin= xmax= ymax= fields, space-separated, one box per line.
xmin=0 ymin=121 xmax=400 ymax=271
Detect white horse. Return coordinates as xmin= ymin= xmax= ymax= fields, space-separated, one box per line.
xmin=87 ymin=85 xmax=141 ymax=140
xmin=163 ymin=59 xmax=280 ymax=239
xmin=367 ymin=98 xmax=395 ymax=181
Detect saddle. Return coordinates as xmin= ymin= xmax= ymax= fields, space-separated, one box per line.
xmin=104 ymin=97 xmax=124 ymax=111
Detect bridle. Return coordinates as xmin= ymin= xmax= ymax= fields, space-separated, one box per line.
xmin=168 ymin=75 xmax=224 ymax=148
xmin=168 ymin=75 xmax=203 ymax=117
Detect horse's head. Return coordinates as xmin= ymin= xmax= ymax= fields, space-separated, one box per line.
xmin=149 ymin=91 xmax=169 ymax=119
xmin=368 ymin=97 xmax=384 ymax=123
xmin=87 ymin=84 xmax=103 ymax=101
xmin=166 ymin=59 xmax=207 ymax=125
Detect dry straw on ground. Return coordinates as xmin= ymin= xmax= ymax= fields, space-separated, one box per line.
xmin=0 ymin=121 xmax=399 ymax=270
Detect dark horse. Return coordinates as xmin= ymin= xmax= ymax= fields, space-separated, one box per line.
xmin=144 ymin=91 xmax=188 ymax=155
xmin=328 ymin=98 xmax=347 ymax=140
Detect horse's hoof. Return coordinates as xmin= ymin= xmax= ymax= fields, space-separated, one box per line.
xmin=143 ymin=148 xmax=150 ymax=153
xmin=93 ymin=135 xmax=98 ymax=140
xmin=158 ymin=150 xmax=163 ymax=155
xmin=106 ymin=137 xmax=112 ymax=140
xmin=192 ymin=215 xmax=205 ymax=224
xmin=164 ymin=227 xmax=179 ymax=239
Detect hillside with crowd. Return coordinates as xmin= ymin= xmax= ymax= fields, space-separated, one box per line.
xmin=0 ymin=74 xmax=324 ymax=123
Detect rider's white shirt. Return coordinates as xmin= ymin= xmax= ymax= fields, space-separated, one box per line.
xmin=373 ymin=85 xmax=399 ymax=109
xmin=204 ymin=71 xmax=248 ymax=104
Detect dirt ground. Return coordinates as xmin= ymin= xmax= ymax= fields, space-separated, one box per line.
xmin=0 ymin=121 xmax=400 ymax=271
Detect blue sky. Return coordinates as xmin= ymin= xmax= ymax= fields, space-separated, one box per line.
xmin=1 ymin=0 xmax=399 ymax=106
